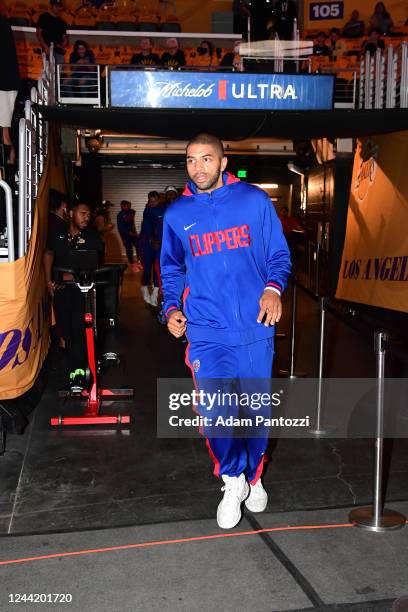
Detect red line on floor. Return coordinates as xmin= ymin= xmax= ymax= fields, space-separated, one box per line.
xmin=0 ymin=522 xmax=355 ymax=567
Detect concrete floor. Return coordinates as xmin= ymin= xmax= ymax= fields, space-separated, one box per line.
xmin=0 ymin=271 xmax=407 ymax=611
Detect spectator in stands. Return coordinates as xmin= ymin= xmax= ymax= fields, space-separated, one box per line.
xmin=342 ymin=10 xmax=365 ymax=39
xmin=70 ymin=39 xmax=95 ymax=64
xmin=369 ymin=2 xmax=394 ymax=35
xmin=36 ymin=0 xmax=68 ymax=64
xmin=130 ymin=37 xmax=160 ymax=66
xmin=117 ymin=199 xmax=140 ymax=271
xmin=161 ymin=38 xmax=186 ymax=69
xmin=362 ymin=28 xmax=385 ymax=56
xmin=236 ymin=0 xmax=275 ymax=41
xmin=192 ymin=40 xmax=215 ymax=67
xmin=274 ymin=0 xmax=298 ymax=41
xmin=0 ymin=12 xmax=20 ymax=165
xmin=328 ymin=28 xmax=348 ymax=60
xmin=68 ymin=40 xmax=96 ymax=97
xmin=266 ymin=15 xmax=278 ymax=39
xmin=220 ymin=40 xmax=242 ymax=69
xmin=313 ymin=32 xmax=330 ymax=56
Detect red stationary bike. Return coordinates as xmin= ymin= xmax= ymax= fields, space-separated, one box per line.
xmin=51 ymin=251 xmax=133 ymax=427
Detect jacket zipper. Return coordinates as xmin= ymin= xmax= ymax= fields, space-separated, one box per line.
xmin=211 ymin=191 xmax=240 ymax=329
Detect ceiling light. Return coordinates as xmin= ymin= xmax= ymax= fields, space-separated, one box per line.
xmin=287 ymin=162 xmax=304 ymax=176
xmin=253 ymin=183 xmax=279 ymax=189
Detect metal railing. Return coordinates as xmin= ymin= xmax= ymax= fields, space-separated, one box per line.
xmin=0 ymin=49 xmax=51 ymax=263
xmin=359 ymin=42 xmax=408 ymax=109
xmin=15 ymin=52 xmax=52 ymax=258
xmin=48 ymin=40 xmax=408 ymax=112
xmin=18 ymin=100 xmax=40 ymax=257
xmin=0 ymin=180 xmax=15 ymax=262
xmin=319 ymin=65 xmax=358 ymax=108
xmin=283 ymin=277 xmax=407 ymax=531
xmin=56 ymin=64 xmax=101 ymax=107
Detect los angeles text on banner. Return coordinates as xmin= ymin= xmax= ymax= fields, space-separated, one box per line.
xmin=336 ymin=131 xmax=408 ymax=312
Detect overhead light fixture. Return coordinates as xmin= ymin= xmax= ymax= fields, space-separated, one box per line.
xmin=117 ymin=160 xmax=125 ymax=164
xmin=253 ymin=183 xmax=279 ymax=189
xmin=288 ymin=162 xmax=307 ymax=211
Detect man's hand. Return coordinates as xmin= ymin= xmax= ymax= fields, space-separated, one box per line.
xmin=46 ymin=281 xmax=64 ymax=297
xmin=46 ymin=280 xmax=55 ymax=297
xmin=167 ymin=310 xmax=187 ymax=338
xmin=257 ymin=291 xmax=282 ymax=326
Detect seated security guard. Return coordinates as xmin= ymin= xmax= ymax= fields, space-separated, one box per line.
xmin=44 ymin=201 xmax=105 ymax=390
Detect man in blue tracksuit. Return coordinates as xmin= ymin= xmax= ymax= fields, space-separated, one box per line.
xmin=116 ymin=199 xmax=139 ymax=267
xmin=160 ymin=133 xmax=291 ymax=529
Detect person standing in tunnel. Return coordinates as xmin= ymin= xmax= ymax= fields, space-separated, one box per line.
xmin=161 ymin=134 xmax=291 ymax=529
xmin=117 ymin=199 xmax=140 ymax=271
xmin=44 ymin=202 xmax=105 ymax=391
xmin=140 ymin=190 xmax=160 ymax=305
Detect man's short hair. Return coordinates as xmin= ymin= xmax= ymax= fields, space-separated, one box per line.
xmin=120 ymin=199 xmax=131 ymax=206
xmin=148 ymin=190 xmax=159 ymax=199
xmin=69 ymin=200 xmax=90 ymax=212
xmin=49 ymin=188 xmax=67 ymax=211
xmin=330 ymin=27 xmax=341 ymax=35
xmin=186 ymin=133 xmax=225 ymax=158
xmin=166 ymin=37 xmax=179 ymax=48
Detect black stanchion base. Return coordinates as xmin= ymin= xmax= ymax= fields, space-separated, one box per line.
xmin=308 ymin=427 xmax=336 ymax=437
xmin=349 ymin=506 xmax=406 ymax=532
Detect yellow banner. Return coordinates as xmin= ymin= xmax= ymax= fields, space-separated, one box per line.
xmin=335 ymin=131 xmax=408 ymax=312
xmin=0 ymin=126 xmax=65 ymax=399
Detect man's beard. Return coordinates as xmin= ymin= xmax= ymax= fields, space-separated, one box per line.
xmin=191 ymin=164 xmax=222 ymax=192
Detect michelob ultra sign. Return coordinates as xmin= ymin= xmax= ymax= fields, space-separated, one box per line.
xmin=109 ymin=70 xmax=334 ymax=110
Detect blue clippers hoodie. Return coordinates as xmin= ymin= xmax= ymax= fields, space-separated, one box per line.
xmin=160 ymin=172 xmax=291 ymax=345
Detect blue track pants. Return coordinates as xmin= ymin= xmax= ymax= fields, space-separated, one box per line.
xmin=185 ymin=338 xmax=274 ymax=483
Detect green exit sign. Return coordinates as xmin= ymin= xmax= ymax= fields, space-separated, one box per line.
xmin=237 ymin=169 xmax=247 ymax=178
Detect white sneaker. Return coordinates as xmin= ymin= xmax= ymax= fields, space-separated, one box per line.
xmin=217 ymin=474 xmax=249 ymax=529
xmin=244 ymin=479 xmax=268 ymax=513
xmin=150 ymin=286 xmax=159 ymax=307
xmin=141 ymin=286 xmax=151 ymax=304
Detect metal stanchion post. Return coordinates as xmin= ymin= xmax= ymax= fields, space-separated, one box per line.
xmin=349 ymin=331 xmax=406 ymax=531
xmin=279 ymin=278 xmax=305 ymax=378
xmin=309 ymin=297 xmax=333 ymax=436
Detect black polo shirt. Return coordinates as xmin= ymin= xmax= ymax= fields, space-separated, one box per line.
xmin=0 ymin=15 xmax=21 ymax=91
xmin=46 ymin=226 xmax=105 ymax=270
xmin=37 ymin=12 xmax=67 ymax=56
